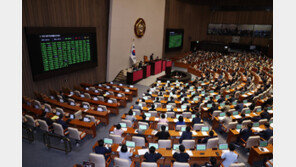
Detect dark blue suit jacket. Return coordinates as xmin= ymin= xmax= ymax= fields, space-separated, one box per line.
xmin=179 ymin=131 xmax=192 ymax=143
xmin=260 ymin=128 xmax=273 ymax=140
xmin=94 ymin=146 xmax=111 ymax=159
xmin=56 ymin=119 xmax=68 ymax=130
xmin=144 ymin=152 xmax=162 ymax=162
xmin=192 ymin=117 xmax=201 ymax=124
xmin=173 ymin=152 xmax=190 ymax=162
xmin=239 ymin=128 xmax=252 ymax=142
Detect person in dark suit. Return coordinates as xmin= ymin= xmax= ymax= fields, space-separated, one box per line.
xmin=94 ymin=139 xmax=111 ymax=160
xmin=155 ymin=125 xmax=170 ymax=140
xmin=192 ymin=113 xmax=201 ymax=124
xmin=260 ymin=109 xmax=271 ymax=121
xmin=150 ymin=54 xmax=154 ymax=61
xmin=144 ymin=146 xmax=162 ymax=162
xmin=238 ymin=124 xmax=253 ymax=143
xmin=144 ymin=90 xmax=151 ymax=97
xmin=201 ymin=130 xmax=215 ymax=144
xmin=40 ymin=112 xmax=53 ymax=127
xmin=149 ymin=104 xmax=156 ymax=111
xmin=235 ymin=100 xmax=244 ymax=112
xmin=140 ymin=114 xmax=150 ymax=126
xmin=259 ymin=123 xmax=273 ymax=140
xmin=179 ymin=126 xmax=193 ymax=143
xmin=173 ymin=145 xmax=190 ymax=162
xmin=56 ymin=114 xmax=69 ymax=130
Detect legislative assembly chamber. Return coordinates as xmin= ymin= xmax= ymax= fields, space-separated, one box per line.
xmin=21 ymin=0 xmax=273 ymax=167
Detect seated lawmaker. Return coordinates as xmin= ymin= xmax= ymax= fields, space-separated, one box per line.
xmin=113 ymin=124 xmax=124 ymax=136
xmin=155 ymin=125 xmax=170 ymax=140
xmin=125 ymin=110 xmax=136 ymax=122
xmin=56 ymin=114 xmax=69 ymax=130
xmin=259 ymin=123 xmax=273 ymax=141
xmin=238 ymin=124 xmax=253 ymax=143
xmin=201 ymin=130 xmax=215 ymax=144
xmin=173 ymin=145 xmax=190 ymax=163
xmin=179 ymin=126 xmax=192 ymax=143
xmin=176 ymin=116 xmax=186 ymax=127
xmin=159 ymin=114 xmax=168 ymax=124
xmin=94 ymin=139 xmax=111 ymax=159
xmin=192 ymin=113 xmax=201 ymax=124
xmin=221 ymin=112 xmax=233 ymax=128
xmin=133 ymin=101 xmax=141 ymax=110
xmin=144 ymin=146 xmax=162 ymax=162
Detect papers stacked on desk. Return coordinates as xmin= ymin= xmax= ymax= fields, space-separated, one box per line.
xmin=245 ymin=103 xmax=252 ymax=107
xmin=270 ymin=123 xmax=273 ymax=128
xmin=218 ymin=116 xmax=225 ymax=121
xmin=122 ymin=128 xmax=127 ymax=131
xmin=186 ymin=150 xmax=193 ymax=156
xmin=179 ymin=132 xmax=182 ymax=136
xmin=236 ymin=129 xmax=241 ymax=133
xmin=242 ymin=94 xmax=248 ymax=97
xmin=245 ymin=114 xmax=250 ymax=117
xmin=259 ymin=147 xmax=270 ymax=152
xmin=177 ymin=108 xmax=182 ymax=111
xmin=151 ymin=130 xmax=157 ymax=135
xmin=138 ymin=148 xmax=149 ymax=155
xmin=51 ymin=115 xmax=59 ymax=120
xmin=192 ymin=131 xmax=197 ymax=135
xmin=252 ymin=127 xmax=263 ymax=132
xmin=173 ymin=119 xmax=178 ymax=122
xmin=268 ymin=110 xmax=273 ymax=114
xmin=233 ymin=115 xmax=242 ymax=119
xmin=154 ymin=118 xmax=159 ymax=121
xmin=202 ymin=132 xmax=208 ymax=136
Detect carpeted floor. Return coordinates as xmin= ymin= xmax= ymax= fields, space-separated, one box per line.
xmin=22 ymin=66 xmax=258 ymax=167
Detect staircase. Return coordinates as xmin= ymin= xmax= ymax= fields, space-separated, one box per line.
xmin=113 ymin=70 xmax=126 ymax=83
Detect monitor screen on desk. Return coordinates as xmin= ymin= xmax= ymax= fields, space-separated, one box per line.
xmin=181 ymin=105 xmax=187 ymax=110
xmin=126 ymin=141 xmax=135 ymax=148
xmin=144 ymin=113 xmax=151 ymax=118
xmin=97 ymin=107 xmax=103 ymax=112
xmin=220 ymin=113 xmax=226 ymax=117
xmin=149 ymin=143 xmax=158 ymax=149
xmin=120 ymin=123 xmax=127 ymax=128
xmin=173 ymin=144 xmax=180 ymax=150
xmin=253 ymin=122 xmax=259 ymax=127
xmin=245 ymin=109 xmax=251 ymax=114
xmin=256 ymin=108 xmax=262 ymax=112
xmin=207 ymin=104 xmax=212 ymax=108
xmin=236 ymin=124 xmax=242 ymax=129
xmin=196 ymin=144 xmax=206 ymax=151
xmin=107 ymin=99 xmax=113 ymax=103
xmin=232 ymin=111 xmax=239 ymax=116
xmin=176 ymin=114 xmax=181 ymax=119
xmin=226 ymin=95 xmax=230 ymax=99
xmin=260 ymin=141 xmax=268 ymax=147
xmin=219 ymin=144 xmax=228 ymax=150
xmin=243 ymin=100 xmax=248 ymax=104
xmin=56 ymin=111 xmax=61 ymax=116
xmin=69 ymin=114 xmax=75 ymax=119
xmin=104 ymin=138 xmax=113 ymax=145
xmin=232 ymin=101 xmax=237 ymax=105
xmin=83 ymin=117 xmax=91 ymax=122
xmin=118 ymin=94 xmax=123 ymax=97
xmin=201 ymin=127 xmax=209 ymax=132
xmin=166 ymin=105 xmax=172 ymax=110
xmin=93 ymin=97 xmax=98 ymax=101
xmin=139 ymin=125 xmax=148 ymax=130
xmin=180 ymin=126 xmax=186 ymax=132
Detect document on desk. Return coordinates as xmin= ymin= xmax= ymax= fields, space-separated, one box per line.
xmin=202 ymin=132 xmax=208 ymax=136
xmin=259 ymin=147 xmax=269 ymax=152
xmin=252 ymin=127 xmax=263 ymax=132
xmin=218 ymin=116 xmax=225 ymax=121
xmin=173 ymin=119 xmax=178 ymax=122
xmin=222 ymin=150 xmax=229 ymax=154
xmin=186 ymin=150 xmax=193 ymax=156
xmin=51 ymin=115 xmax=59 ymax=120
xmin=152 ymin=130 xmax=157 ymax=135
xmin=122 ymin=128 xmax=127 ymax=131
xmin=268 ymin=110 xmax=273 ymax=114
xmin=154 ymin=118 xmax=159 ymax=121
xmin=177 ymin=108 xmax=181 ymax=111
xmin=138 ymin=148 xmax=149 ymax=155
xmin=233 ymin=115 xmax=242 ymax=119
xmin=192 ymin=131 xmax=197 ymax=135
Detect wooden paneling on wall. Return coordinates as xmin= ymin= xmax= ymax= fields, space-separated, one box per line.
xmin=22 ymin=0 xmax=109 ymax=97
xmin=163 ymin=0 xmax=273 ymax=58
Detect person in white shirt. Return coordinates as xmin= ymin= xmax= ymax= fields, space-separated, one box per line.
xmin=159 ymin=114 xmax=168 ymax=124
xmin=221 ymin=143 xmax=238 ymax=167
xmin=113 ymin=124 xmax=124 ymax=136
xmin=119 ymin=144 xmax=133 ymax=165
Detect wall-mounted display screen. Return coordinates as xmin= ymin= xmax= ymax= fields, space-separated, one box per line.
xmin=165 ymin=29 xmax=184 ymax=52
xmin=25 ymin=27 xmax=97 ymax=81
